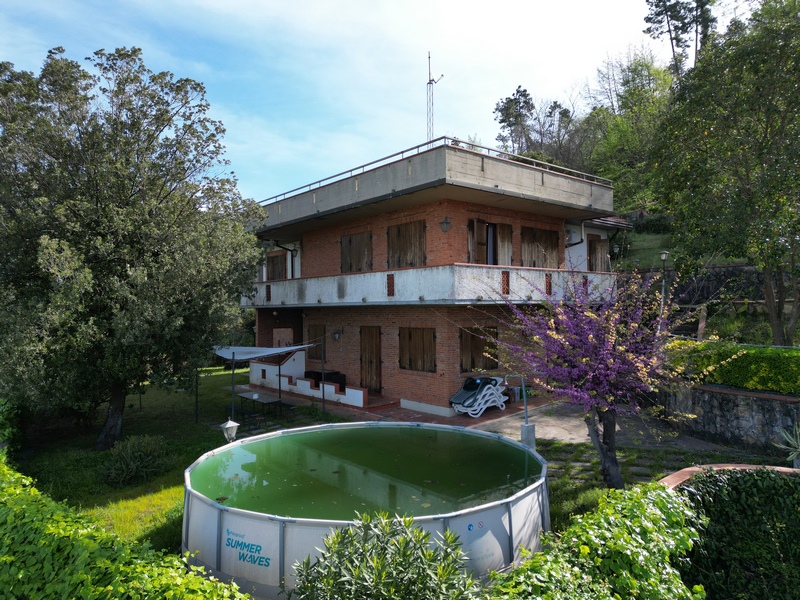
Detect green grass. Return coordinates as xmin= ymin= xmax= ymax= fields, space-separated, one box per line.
xmin=539 ymin=438 xmax=776 ymax=531
xmin=11 ymin=367 xmax=345 ymax=550
xmin=10 ymin=368 xmax=780 ymax=551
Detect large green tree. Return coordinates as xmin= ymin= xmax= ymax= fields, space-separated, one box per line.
xmin=588 ymin=49 xmax=673 ymax=213
xmin=0 ymin=48 xmax=264 ymax=448
xmin=652 ymin=0 xmax=800 ymax=345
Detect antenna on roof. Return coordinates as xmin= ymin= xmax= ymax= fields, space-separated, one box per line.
xmin=427 ymin=52 xmax=443 ymax=142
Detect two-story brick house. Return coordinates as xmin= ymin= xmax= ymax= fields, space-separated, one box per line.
xmin=243 ymin=138 xmax=624 ymax=416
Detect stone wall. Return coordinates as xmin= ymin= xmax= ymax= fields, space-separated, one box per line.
xmin=660 ymin=384 xmax=800 ymax=452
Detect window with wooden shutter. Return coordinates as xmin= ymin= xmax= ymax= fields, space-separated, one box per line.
xmin=521 ymin=227 xmax=559 ymax=269
xmin=266 ymin=252 xmax=287 ymax=281
xmin=588 ymin=236 xmax=610 ymax=272
xmin=340 ymin=231 xmax=372 ymax=273
xmin=460 ymin=327 xmax=498 ymax=372
xmin=398 ymin=327 xmax=436 ymax=372
xmin=469 ymin=219 xmax=512 ymax=265
xmin=387 ymin=220 xmax=426 ymax=268
xmin=307 ymin=324 xmax=325 ymax=360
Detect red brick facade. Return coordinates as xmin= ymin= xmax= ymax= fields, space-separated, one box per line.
xmin=255 ymin=200 xmax=567 ymax=410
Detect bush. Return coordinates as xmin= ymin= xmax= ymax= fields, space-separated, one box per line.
xmin=679 ymin=468 xmax=800 ymax=599
xmin=290 ymin=512 xmax=481 ymax=600
xmin=0 ymin=397 xmax=18 ymax=451
xmin=670 ymin=341 xmax=800 ymax=396
xmin=104 ymin=434 xmax=172 ymax=486
xmin=0 ymin=455 xmax=247 ymax=599
xmin=489 ymin=483 xmax=706 ymax=600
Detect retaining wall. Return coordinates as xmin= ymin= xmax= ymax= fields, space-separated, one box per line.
xmin=660 ymin=384 xmax=800 ymax=452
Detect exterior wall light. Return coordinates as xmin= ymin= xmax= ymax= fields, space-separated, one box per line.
xmin=439 ymin=216 xmax=451 ymax=232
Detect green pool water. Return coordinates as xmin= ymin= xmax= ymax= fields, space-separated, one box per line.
xmin=189 ymin=426 xmax=542 ymax=521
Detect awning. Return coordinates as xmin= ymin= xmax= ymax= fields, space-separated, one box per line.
xmin=213 ymin=344 xmax=314 ymax=361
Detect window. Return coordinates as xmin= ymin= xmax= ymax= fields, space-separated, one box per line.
xmin=398 ymin=327 xmax=436 ymax=372
xmin=468 ymin=219 xmax=512 ymax=265
xmin=266 ymin=252 xmax=287 ymax=281
xmin=460 ymin=327 xmax=498 ymax=372
xmin=521 ymin=227 xmax=559 ymax=268
xmin=387 ymin=220 xmax=426 ymax=268
xmin=341 ymin=231 xmax=372 ymax=273
xmin=587 ymin=235 xmax=610 ymax=272
xmin=307 ymin=324 xmax=325 ymax=360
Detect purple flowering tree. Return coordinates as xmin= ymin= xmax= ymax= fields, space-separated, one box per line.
xmin=501 ymin=271 xmax=672 ymax=488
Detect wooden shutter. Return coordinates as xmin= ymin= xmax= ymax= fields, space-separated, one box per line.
xmin=266 ymin=252 xmax=287 ymax=281
xmin=341 ymin=231 xmax=372 ymax=273
xmin=497 ymin=224 xmax=513 ymax=265
xmin=522 ymin=227 xmax=558 ymax=269
xmin=399 ymin=327 xmax=436 ymax=372
xmin=388 ymin=221 xmax=426 ymax=268
xmin=469 ymin=219 xmax=488 ymax=264
xmin=587 ymin=235 xmax=609 ymax=272
xmin=307 ymin=324 xmax=325 ymax=360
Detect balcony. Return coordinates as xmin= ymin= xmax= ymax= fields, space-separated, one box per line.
xmin=243 ymin=265 xmax=614 ymax=308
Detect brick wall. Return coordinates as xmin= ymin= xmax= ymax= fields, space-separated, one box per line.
xmin=300 ymin=305 xmax=509 ymax=408
xmin=300 ymin=200 xmax=565 ymax=277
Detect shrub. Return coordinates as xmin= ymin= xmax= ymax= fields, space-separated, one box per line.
xmin=0 ymin=397 xmax=18 ymax=451
xmin=104 ymin=434 xmax=172 ymax=486
xmin=669 ymin=341 xmax=800 ymax=396
xmin=0 ymin=455 xmax=247 ymax=599
xmin=679 ymin=468 xmax=800 ymax=599
xmin=489 ymin=483 xmax=706 ymax=600
xmin=290 ymin=512 xmax=481 ymax=600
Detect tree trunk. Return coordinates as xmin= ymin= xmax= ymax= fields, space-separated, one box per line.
xmin=763 ymin=266 xmax=788 ymax=346
xmin=95 ymin=383 xmax=127 ymax=450
xmin=585 ymin=407 xmax=625 ymax=489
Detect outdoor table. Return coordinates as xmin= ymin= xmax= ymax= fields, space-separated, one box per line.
xmin=237 ymin=391 xmax=283 ymax=418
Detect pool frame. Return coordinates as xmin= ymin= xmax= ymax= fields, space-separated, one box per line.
xmin=183 ymin=422 xmax=550 ymax=599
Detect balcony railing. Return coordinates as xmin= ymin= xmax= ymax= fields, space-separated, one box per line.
xmin=258 ymin=137 xmax=612 ymax=206
xmin=242 ymin=265 xmax=614 ymax=308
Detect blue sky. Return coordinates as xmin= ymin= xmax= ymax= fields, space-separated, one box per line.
xmin=1 ymin=1 xmax=747 ymax=202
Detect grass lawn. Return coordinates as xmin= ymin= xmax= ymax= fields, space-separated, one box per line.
xmin=11 ymin=366 xmax=345 ymax=552
xmin=10 ymin=366 xmax=781 ymax=551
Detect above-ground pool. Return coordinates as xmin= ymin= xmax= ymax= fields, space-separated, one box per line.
xmin=183 ymin=422 xmax=549 ymax=599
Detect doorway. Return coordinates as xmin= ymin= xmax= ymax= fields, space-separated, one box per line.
xmin=360 ymin=326 xmax=382 ymax=393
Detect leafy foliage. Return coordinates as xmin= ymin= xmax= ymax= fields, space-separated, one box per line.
xmin=652 ymin=1 xmax=800 ymax=346
xmin=588 ymin=49 xmax=674 ymax=212
xmin=499 ymin=271 xmax=675 ymax=487
xmin=489 ymin=483 xmax=706 ymax=600
xmin=291 ymin=512 xmax=480 ymax=600
xmin=104 ymin=434 xmax=173 ymax=486
xmin=679 ymin=468 xmax=800 ymax=598
xmin=0 ymin=454 xmax=247 ymax=599
xmin=670 ymin=340 xmax=800 ymax=396
xmin=0 ymin=47 xmax=264 ymax=449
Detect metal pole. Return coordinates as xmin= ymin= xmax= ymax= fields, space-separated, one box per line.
xmin=231 ymin=351 xmax=236 ymax=418
xmin=321 ymin=345 xmax=326 ymax=414
xmin=506 ymin=374 xmax=535 ymax=448
xmin=659 ymin=251 xmax=669 ymax=332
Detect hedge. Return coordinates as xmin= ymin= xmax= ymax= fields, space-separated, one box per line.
xmin=669 ymin=341 xmax=800 ymax=396
xmin=679 ymin=468 xmax=800 ymax=599
xmin=0 ymin=454 xmax=248 ymax=599
xmin=488 ymin=483 xmax=706 ymax=600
